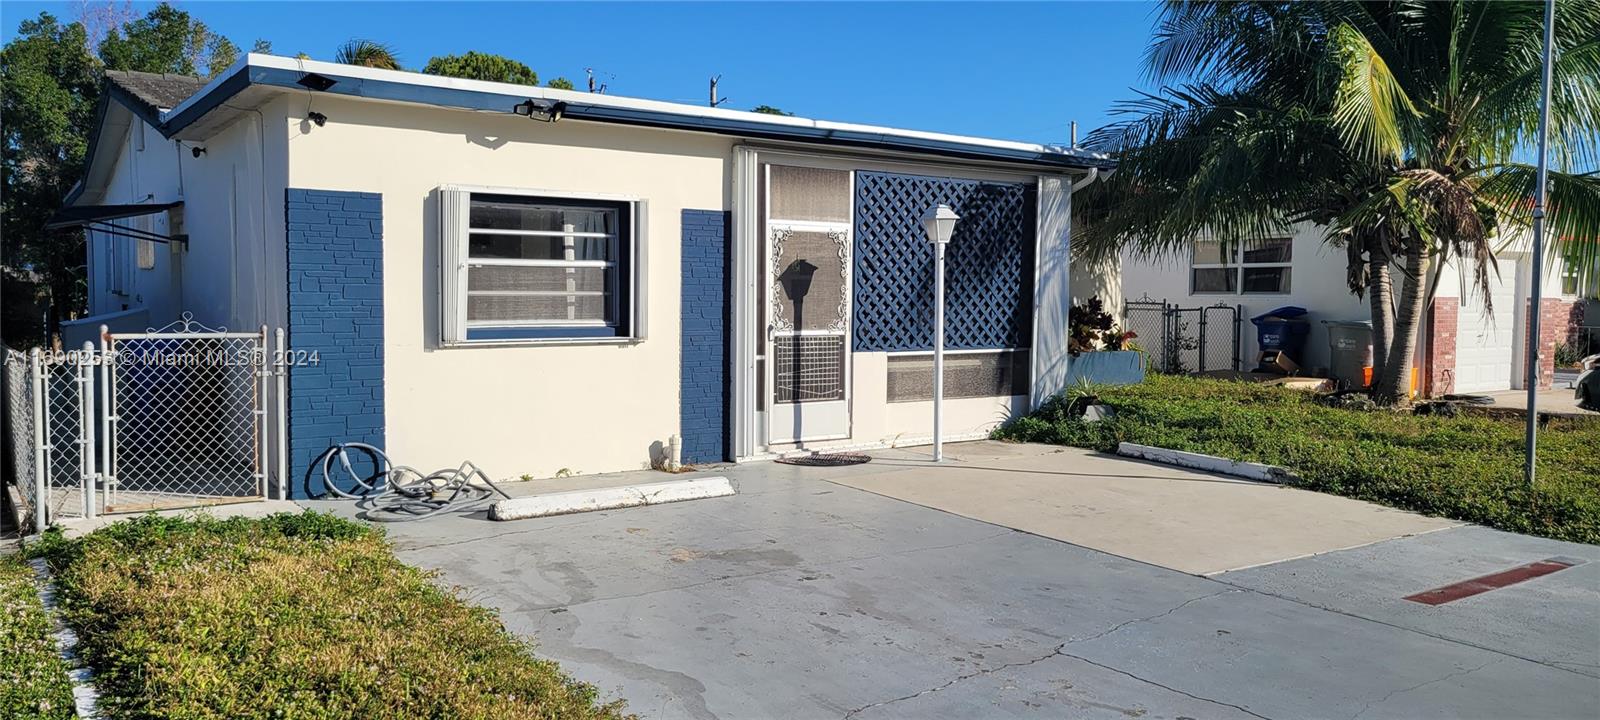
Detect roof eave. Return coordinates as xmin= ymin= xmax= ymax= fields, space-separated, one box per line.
xmin=159 ymin=55 xmax=1116 ymax=172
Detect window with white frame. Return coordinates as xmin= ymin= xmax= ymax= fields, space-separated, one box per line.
xmin=440 ymin=187 xmax=645 ymax=343
xmin=1190 ymin=237 xmax=1292 ymax=294
xmin=1560 ymin=262 xmax=1580 ymax=297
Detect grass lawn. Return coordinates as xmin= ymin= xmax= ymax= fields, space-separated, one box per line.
xmin=26 ymin=512 xmax=633 ymax=720
xmin=994 ymin=375 xmax=1600 ymax=545
xmin=1 ymin=552 xmax=75 ymax=720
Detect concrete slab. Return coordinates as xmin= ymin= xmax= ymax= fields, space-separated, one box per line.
xmin=829 ymin=443 xmax=1458 ymax=575
xmin=1217 ymin=525 xmax=1600 ymax=677
xmin=45 ymin=499 xmax=301 ymax=539
xmin=314 ymin=448 xmax=1595 ymax=720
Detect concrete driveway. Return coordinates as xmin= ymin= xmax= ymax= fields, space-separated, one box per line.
xmin=302 ymin=442 xmax=1598 ymax=719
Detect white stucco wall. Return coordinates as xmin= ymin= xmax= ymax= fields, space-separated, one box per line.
xmin=1120 ymin=223 xmax=1574 ymax=381
xmin=83 ymin=99 xmax=289 ymax=334
xmin=284 ymin=95 xmax=733 ymax=479
xmin=1121 ymin=224 xmax=1377 ymax=373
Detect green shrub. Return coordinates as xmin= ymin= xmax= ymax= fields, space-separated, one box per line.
xmin=31 ymin=512 xmax=632 ymax=720
xmin=0 ymin=553 xmax=75 ymax=720
xmin=995 ymin=375 xmax=1600 ymax=544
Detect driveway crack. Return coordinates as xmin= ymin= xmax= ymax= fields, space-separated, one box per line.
xmin=841 ymin=588 xmax=1245 ymax=719
xmin=1350 ymin=659 xmax=1497 ymax=719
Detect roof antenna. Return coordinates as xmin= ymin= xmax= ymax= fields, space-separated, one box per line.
xmin=585 ymin=68 xmax=607 ymax=94
xmin=709 ymin=75 xmax=728 ymax=107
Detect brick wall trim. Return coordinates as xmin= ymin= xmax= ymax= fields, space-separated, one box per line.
xmin=679 ymin=209 xmax=732 ymax=464
xmin=286 ymin=188 xmax=385 ymax=497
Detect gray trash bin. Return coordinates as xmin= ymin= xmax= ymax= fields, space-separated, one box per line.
xmin=1323 ymin=320 xmax=1373 ymax=389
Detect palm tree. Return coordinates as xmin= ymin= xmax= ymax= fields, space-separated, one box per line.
xmin=1080 ymin=0 xmax=1600 ymax=404
xmin=333 ymin=39 xmax=400 ymax=70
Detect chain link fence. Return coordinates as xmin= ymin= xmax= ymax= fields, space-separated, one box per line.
xmin=3 ymin=348 xmax=39 ymax=529
xmin=1123 ymin=298 xmax=1242 ymax=375
xmin=3 ymin=316 xmax=287 ymax=532
xmin=105 ymin=333 xmax=267 ymax=509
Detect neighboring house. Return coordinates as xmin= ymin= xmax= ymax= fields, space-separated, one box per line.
xmin=1120 ymin=223 xmax=1588 ymax=395
xmin=56 ymin=57 xmax=1114 ymax=492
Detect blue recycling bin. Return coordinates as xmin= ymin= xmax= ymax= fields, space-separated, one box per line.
xmin=1251 ymin=306 xmax=1311 ymax=370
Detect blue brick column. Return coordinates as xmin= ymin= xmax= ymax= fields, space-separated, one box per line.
xmin=680 ymin=210 xmax=731 ymax=463
xmin=285 ymin=189 xmax=384 ymax=497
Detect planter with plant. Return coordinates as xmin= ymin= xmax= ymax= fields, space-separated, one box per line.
xmin=1066 ymin=297 xmax=1145 ymax=386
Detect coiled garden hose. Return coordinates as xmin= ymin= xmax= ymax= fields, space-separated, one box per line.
xmin=319 ymin=442 xmax=510 ymax=522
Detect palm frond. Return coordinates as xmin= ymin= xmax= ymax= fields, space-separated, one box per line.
xmin=1329 ymin=22 xmax=1420 ymax=163
xmin=334 ymin=39 xmax=400 ymax=70
xmin=1477 ymin=165 xmax=1600 ymax=293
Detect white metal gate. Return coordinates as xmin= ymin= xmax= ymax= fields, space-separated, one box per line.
xmin=2 ymin=314 xmax=287 ymax=531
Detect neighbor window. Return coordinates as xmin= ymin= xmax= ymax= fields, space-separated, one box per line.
xmin=1560 ymin=263 xmax=1580 ymax=297
xmin=440 ymin=187 xmax=645 ymax=344
xmin=1190 ymin=237 xmax=1291 ymax=294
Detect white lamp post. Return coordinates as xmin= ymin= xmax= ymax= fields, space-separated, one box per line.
xmin=921 ymin=204 xmax=960 ymax=462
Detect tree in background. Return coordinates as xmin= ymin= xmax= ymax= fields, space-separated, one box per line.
xmin=1 ymin=13 xmax=100 ymax=344
xmin=546 ymin=77 xmax=575 ymax=90
xmin=423 ymin=51 xmax=536 ymax=84
xmin=2 ymin=2 xmax=246 ymax=345
xmin=98 ymin=2 xmax=237 ymax=77
xmin=334 ymin=39 xmax=400 ymax=70
xmin=752 ymin=105 xmax=793 ymax=116
xmin=1078 ymin=0 xmax=1600 ymax=404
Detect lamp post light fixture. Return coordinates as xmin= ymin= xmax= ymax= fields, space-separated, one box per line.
xmin=921 ymin=204 xmax=960 ymax=462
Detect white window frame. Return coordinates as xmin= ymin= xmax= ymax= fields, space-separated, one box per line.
xmin=1189 ymin=237 xmax=1293 ymax=295
xmin=439 ymin=185 xmax=648 ymax=346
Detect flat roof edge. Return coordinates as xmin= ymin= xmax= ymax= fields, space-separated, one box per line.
xmin=160 ymin=54 xmax=1115 ymax=171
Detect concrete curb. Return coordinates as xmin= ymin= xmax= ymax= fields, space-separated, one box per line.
xmin=489 ymin=476 xmax=736 ymax=521
xmin=1116 ymin=442 xmax=1297 ymax=484
xmin=29 ymin=558 xmax=101 ymax=719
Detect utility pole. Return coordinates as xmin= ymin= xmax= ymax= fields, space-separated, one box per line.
xmin=1524 ymin=0 xmax=1555 ymax=485
xmin=709 ymin=75 xmax=728 ymax=107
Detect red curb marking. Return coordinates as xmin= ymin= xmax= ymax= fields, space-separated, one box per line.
xmin=1404 ymin=559 xmax=1579 ymax=605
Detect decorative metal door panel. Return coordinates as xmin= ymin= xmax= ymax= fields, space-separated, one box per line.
xmin=768 ymin=224 xmax=851 ymax=442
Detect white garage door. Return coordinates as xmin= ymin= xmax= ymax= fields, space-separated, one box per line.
xmin=1454 ymin=268 xmax=1518 ymax=393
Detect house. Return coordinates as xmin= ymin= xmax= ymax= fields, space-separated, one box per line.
xmin=56 ymin=56 xmax=1114 ymax=494
xmin=1120 ymin=223 xmax=1591 ymax=395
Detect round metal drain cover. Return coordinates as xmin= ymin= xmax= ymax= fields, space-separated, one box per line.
xmin=775 ymin=452 xmax=872 ymax=467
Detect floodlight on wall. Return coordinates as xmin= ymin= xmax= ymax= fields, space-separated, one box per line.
xmin=920 ymin=204 xmax=960 ymax=463
xmin=296 ymin=73 xmax=337 ymax=91
xmin=512 ymin=98 xmax=565 ymax=123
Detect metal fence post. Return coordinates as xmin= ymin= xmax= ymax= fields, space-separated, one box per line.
xmin=79 ymin=342 xmax=97 ymax=519
xmin=1197 ymin=308 xmax=1210 ymax=373
xmin=255 ymin=326 xmax=269 ymax=498
xmin=275 ymin=327 xmax=288 ymax=500
xmin=1235 ymin=304 xmax=1244 ymax=372
xmin=100 ymin=326 xmax=115 ymax=508
xmin=30 ymin=349 xmax=47 ymax=530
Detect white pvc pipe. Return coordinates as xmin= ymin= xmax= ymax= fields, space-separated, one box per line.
xmin=933 ymin=240 xmax=947 ymax=463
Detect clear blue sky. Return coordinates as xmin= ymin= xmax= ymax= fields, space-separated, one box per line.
xmin=1 ymin=1 xmax=1163 ymax=144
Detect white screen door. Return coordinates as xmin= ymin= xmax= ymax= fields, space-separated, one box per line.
xmin=764 ymin=165 xmax=852 ymax=443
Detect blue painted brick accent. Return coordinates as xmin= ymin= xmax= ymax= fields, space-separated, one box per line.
xmin=286 ymin=189 xmax=384 ymax=497
xmin=680 ymin=210 xmax=731 ymax=464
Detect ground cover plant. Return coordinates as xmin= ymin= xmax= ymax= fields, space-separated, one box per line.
xmin=26 ymin=512 xmax=632 ymax=720
xmin=995 ymin=375 xmax=1600 ymax=544
xmin=0 ymin=552 xmax=75 ymax=720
